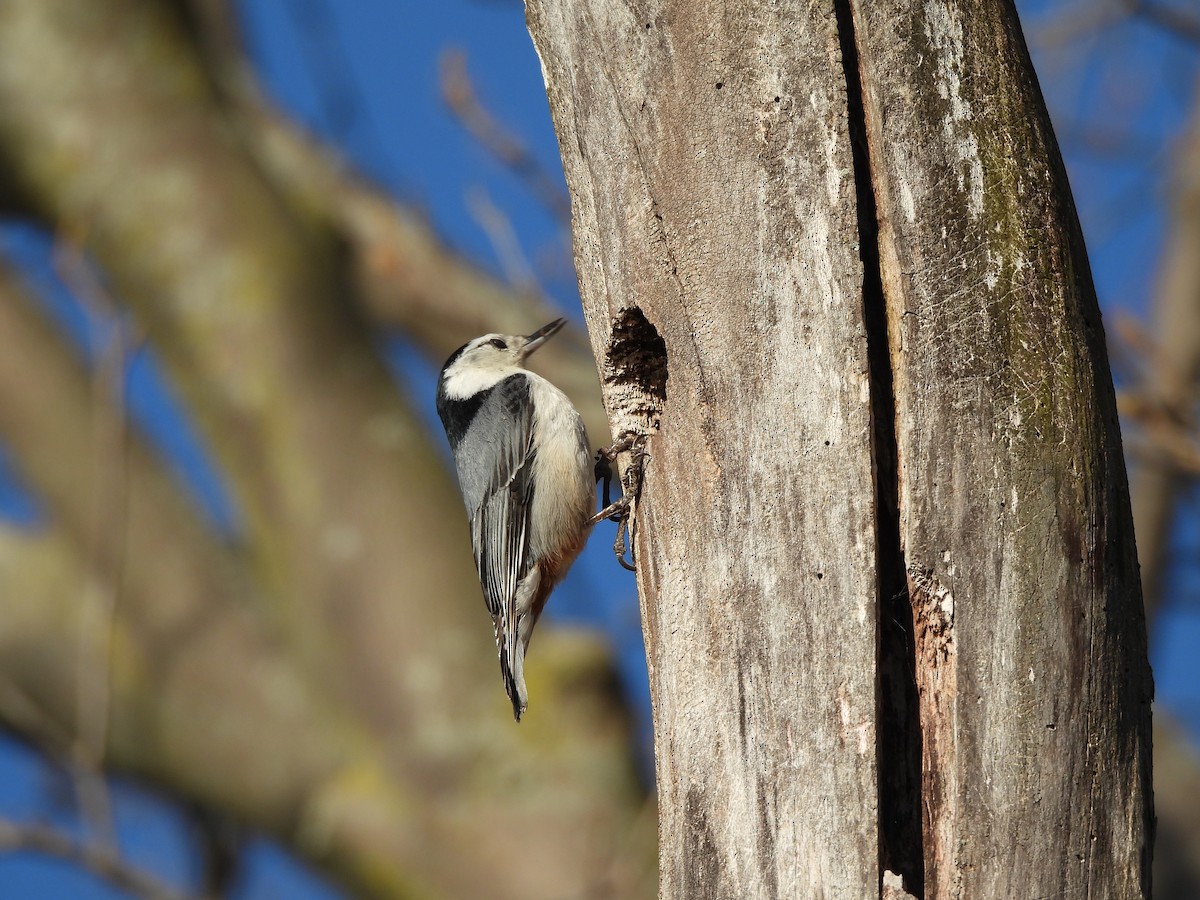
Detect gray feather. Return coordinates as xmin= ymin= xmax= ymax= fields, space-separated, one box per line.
xmin=450 ymin=376 xmax=537 ymax=717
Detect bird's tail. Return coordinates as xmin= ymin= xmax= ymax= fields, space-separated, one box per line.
xmin=500 ymin=636 xmax=528 ymax=721
xmin=499 ymin=567 xmax=543 ymax=721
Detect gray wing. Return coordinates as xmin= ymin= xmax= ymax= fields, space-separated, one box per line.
xmin=450 ymin=375 xmax=537 ymax=633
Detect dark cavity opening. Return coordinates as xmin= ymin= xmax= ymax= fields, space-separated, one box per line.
xmin=833 ymin=0 xmax=925 ymax=895
xmin=603 ymin=306 xmax=668 ymax=433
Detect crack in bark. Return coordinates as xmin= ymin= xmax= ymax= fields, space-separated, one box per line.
xmin=832 ymin=1 xmax=925 ymax=895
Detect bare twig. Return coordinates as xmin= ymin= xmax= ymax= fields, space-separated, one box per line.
xmin=1031 ymin=0 xmax=1200 ymax=55
xmin=1123 ymin=0 xmax=1200 ymax=45
xmin=51 ymin=234 xmax=133 ymax=852
xmin=466 ymin=186 xmax=541 ymax=294
xmin=0 ymin=818 xmax=197 ymax=900
xmin=0 ymin=677 xmax=76 ymax=755
xmin=440 ymin=49 xmax=572 ymax=223
xmin=283 ymin=0 xmax=395 ymax=171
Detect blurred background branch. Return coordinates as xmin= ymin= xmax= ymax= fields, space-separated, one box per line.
xmin=0 ymin=816 xmax=198 ymax=900
xmin=438 ymin=49 xmax=573 ymax=224
xmin=0 ymin=0 xmax=644 ymax=897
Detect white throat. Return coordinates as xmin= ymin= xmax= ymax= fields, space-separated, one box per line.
xmin=441 ymin=358 xmax=524 ymax=400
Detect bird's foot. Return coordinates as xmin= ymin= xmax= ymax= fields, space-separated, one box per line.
xmin=588 ymin=432 xmax=648 ymax=571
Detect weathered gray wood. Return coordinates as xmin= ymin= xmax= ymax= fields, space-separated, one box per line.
xmin=846 ymin=0 xmax=1153 ymax=896
xmin=531 ymin=0 xmax=1152 ymax=896
xmin=528 ymin=2 xmax=882 ymax=897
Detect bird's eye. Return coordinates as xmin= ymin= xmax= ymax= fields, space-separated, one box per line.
xmin=488 ymin=338 xmax=508 ymax=350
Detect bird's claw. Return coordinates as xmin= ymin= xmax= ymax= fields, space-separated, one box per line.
xmin=589 ymin=432 xmax=648 ymax=571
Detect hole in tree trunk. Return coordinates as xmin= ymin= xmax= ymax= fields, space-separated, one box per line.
xmin=602 ymin=306 xmax=668 ymax=436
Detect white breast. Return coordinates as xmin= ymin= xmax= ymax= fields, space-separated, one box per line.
xmin=526 ymin=373 xmax=593 ymax=562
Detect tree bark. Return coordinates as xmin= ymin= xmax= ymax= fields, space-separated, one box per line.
xmin=529 ymin=0 xmax=1153 ymax=897
xmin=848 ymin=1 xmax=1152 ymax=895
xmin=529 ymin=2 xmax=883 ymax=896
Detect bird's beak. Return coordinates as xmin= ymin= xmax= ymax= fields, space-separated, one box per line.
xmin=522 ymin=318 xmax=567 ymax=357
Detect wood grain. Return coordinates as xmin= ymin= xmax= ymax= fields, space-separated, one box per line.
xmin=848 ymin=0 xmax=1153 ymax=895
xmin=529 ymin=1 xmax=882 ymax=895
xmin=531 ymin=0 xmax=1154 ymax=896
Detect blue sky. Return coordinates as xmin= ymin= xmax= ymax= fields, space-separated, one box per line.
xmin=0 ymin=1 xmax=1195 ymax=896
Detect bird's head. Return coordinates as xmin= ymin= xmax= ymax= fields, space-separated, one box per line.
xmin=438 ymin=318 xmax=567 ymax=399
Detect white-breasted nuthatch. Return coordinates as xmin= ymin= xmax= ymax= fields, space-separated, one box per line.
xmin=436 ymin=318 xmax=595 ymax=721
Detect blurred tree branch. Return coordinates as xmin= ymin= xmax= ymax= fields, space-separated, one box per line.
xmin=1122 ymin=94 xmax=1200 ymax=622
xmin=1036 ymin=0 xmax=1200 ymax=49
xmin=1111 ymin=98 xmax=1200 ymax=886
xmin=0 ymin=0 xmax=647 ymax=897
xmin=1124 ymin=0 xmax=1200 ymax=44
xmin=0 ymin=265 xmax=430 ymax=896
xmin=439 ymin=49 xmax=573 ymax=224
xmin=178 ymin=0 xmax=610 ymax=442
xmin=1155 ymin=715 xmax=1200 ymax=895
xmin=0 ymin=816 xmax=198 ymax=900
xmin=238 ymin=105 xmax=610 ymax=441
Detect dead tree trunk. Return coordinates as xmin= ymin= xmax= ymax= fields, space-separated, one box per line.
xmin=527 ymin=0 xmax=1154 ymax=897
